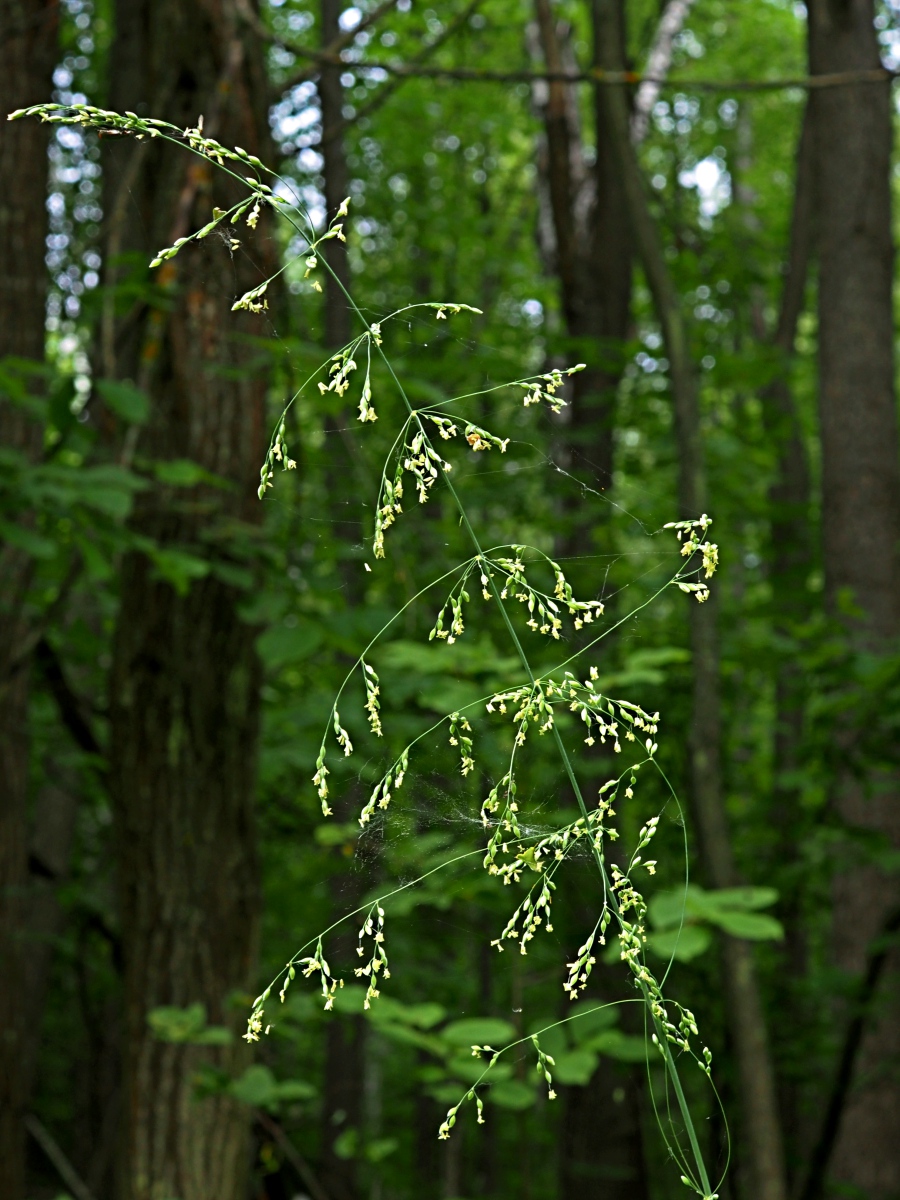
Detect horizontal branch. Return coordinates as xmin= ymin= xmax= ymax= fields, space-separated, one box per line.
xmin=275 ymin=0 xmax=400 ymax=92
xmin=319 ymin=0 xmax=485 ymax=144
xmin=278 ymin=54 xmax=896 ymax=93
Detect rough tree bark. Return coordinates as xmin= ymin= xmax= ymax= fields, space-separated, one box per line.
xmin=600 ymin=49 xmax=789 ymax=1200
xmin=533 ymin=0 xmax=632 ymax=542
xmin=101 ymin=2 xmax=275 ymax=1197
xmin=0 ymin=3 xmax=59 ymax=1198
xmin=806 ymin=2 xmax=900 ymax=1195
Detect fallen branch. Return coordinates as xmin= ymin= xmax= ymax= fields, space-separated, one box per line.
xmin=255 ymin=1108 xmax=332 ymax=1200
xmin=26 ymin=1114 xmax=98 ymax=1200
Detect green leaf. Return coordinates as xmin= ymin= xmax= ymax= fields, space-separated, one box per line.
xmin=231 ymin=1064 xmax=277 ymax=1106
xmin=365 ymin=1137 xmax=399 ymax=1163
xmin=647 ymin=885 xmax=702 ymax=931
xmin=440 ymin=1017 xmax=517 ymax=1048
xmin=256 ymin=621 xmax=323 ymax=668
xmin=210 ymin=562 xmax=254 ymax=590
xmin=330 ymin=985 xmax=369 ymax=1015
xmin=445 ymin=1054 xmax=513 ymax=1085
xmin=0 ymin=519 xmax=57 ymax=559
xmin=706 ymin=910 xmax=784 ymax=940
xmin=74 ymin=466 xmax=144 ymax=519
xmin=565 ymin=1000 xmax=621 ymax=1041
xmin=148 ymin=1003 xmax=232 ymax=1045
xmin=367 ymin=996 xmax=446 ymax=1029
xmin=313 ymin=821 xmax=360 ymax=847
xmin=487 ymin=1080 xmax=537 ymax=1110
xmin=705 ymin=886 xmax=780 ymax=912
xmin=426 ymin=1082 xmax=469 ymax=1105
xmin=373 ymin=1022 xmax=445 ymax=1056
xmin=417 ymin=678 xmax=484 ymax=714
xmin=649 ymin=884 xmax=780 ymax=932
xmin=550 ymin=1049 xmax=599 ymax=1085
xmin=48 ymin=375 xmax=78 ymax=433
xmin=229 ymin=1065 xmax=317 ymax=1110
xmin=152 ymin=458 xmax=223 ymax=487
xmin=582 ymin=1029 xmax=648 ymax=1062
xmin=95 ymin=378 xmax=150 ymax=425
xmin=192 ymin=1026 xmax=234 ymax=1045
xmin=333 ymin=1128 xmax=359 ymax=1159
xmin=148 ymin=547 xmax=210 ymax=593
xmin=73 ymin=533 xmax=114 ymax=581
xmin=647 ymin=925 xmax=713 ymax=962
xmin=526 ymin=1022 xmax=567 ymax=1058
xmin=275 ymin=1078 xmax=318 ymax=1102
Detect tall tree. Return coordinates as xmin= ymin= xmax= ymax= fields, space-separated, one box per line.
xmin=599 ymin=29 xmax=790 ymax=1200
xmin=0 ymin=3 xmax=59 ymax=1198
xmin=753 ymin=102 xmax=815 ymax=1184
xmin=807 ymin=1 xmax=900 ymax=1194
xmin=533 ymin=0 xmax=632 ymax=557
xmin=758 ymin=105 xmax=814 ymax=850
xmin=101 ymin=2 xmax=275 ymax=1196
xmin=307 ymin=9 xmax=368 ymax=1198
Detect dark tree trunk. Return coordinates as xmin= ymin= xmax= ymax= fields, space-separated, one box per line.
xmin=22 ymin=777 xmax=80 ymax=1101
xmin=761 ymin=104 xmax=814 ymax=840
xmin=315 ymin=15 xmax=367 ymax=1193
xmin=320 ymin=0 xmax=352 ymax=349
xmin=807 ymin=2 xmax=900 ymax=1194
xmin=808 ymin=0 xmax=900 ymax=643
xmin=322 ymin=1003 xmax=365 ymax=1200
xmin=0 ymin=4 xmax=59 ymax=1198
xmin=101 ymin=3 xmax=276 ymax=1197
xmin=754 ymin=102 xmax=815 ymax=1185
xmin=320 ymin=854 xmax=366 ymax=1200
xmin=533 ymin=0 xmax=632 ymax=554
xmin=600 ymin=56 xmax=789 ymax=1200
xmin=533 ymin=7 xmax=646 ymax=1194
xmin=559 ymin=1031 xmax=648 ymax=1200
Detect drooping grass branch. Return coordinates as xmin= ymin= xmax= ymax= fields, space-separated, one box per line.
xmin=12 ymin=101 xmax=724 ymax=1199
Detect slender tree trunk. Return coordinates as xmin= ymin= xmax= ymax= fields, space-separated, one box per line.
xmin=0 ymin=4 xmax=59 ymax=1198
xmin=559 ymin=987 xmax=649 ymax=1200
xmin=751 ymin=102 xmax=815 ymax=1185
xmin=101 ymin=3 xmax=275 ymax=1197
xmin=761 ymin=104 xmax=814 ymax=823
xmin=806 ymin=3 xmax=900 ymax=1195
xmin=630 ymin=0 xmax=696 ymax=144
xmin=21 ymin=777 xmax=80 ymax=1101
xmin=600 ymin=57 xmax=789 ymax=1200
xmin=531 ymin=9 xmax=647 ymax=1190
xmin=320 ymin=0 xmax=352 ymax=349
xmin=533 ymin=0 xmax=632 ymax=551
xmin=316 ymin=14 xmax=367 ymax=1195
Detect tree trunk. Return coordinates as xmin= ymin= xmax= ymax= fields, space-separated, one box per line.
xmin=102 ymin=3 xmax=275 ymax=1197
xmin=531 ymin=9 xmax=647 ymax=1191
xmin=315 ymin=15 xmax=368 ymax=1192
xmin=533 ymin=0 xmax=632 ymax=551
xmin=760 ymin=103 xmax=814 ymax=831
xmin=559 ymin=1013 xmax=648 ymax=1200
xmin=599 ymin=55 xmax=789 ymax=1200
xmin=807 ymin=2 xmax=900 ymax=1194
xmin=22 ymin=777 xmax=80 ymax=1103
xmin=754 ymin=101 xmax=815 ymax=1186
xmin=0 ymin=3 xmax=59 ymax=1198
xmin=320 ymin=0 xmax=352 ymax=349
